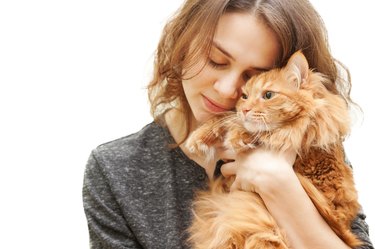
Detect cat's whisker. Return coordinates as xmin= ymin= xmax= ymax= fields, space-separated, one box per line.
xmin=214 ymin=113 xmax=237 ymax=124
xmin=261 ymin=116 xmax=270 ymax=131
xmin=216 ymin=115 xmax=240 ymax=128
xmin=198 ymin=113 xmax=239 ymax=141
xmin=252 ymin=130 xmax=262 ymax=143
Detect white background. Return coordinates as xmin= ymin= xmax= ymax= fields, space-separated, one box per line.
xmin=0 ymin=0 xmax=374 ymax=248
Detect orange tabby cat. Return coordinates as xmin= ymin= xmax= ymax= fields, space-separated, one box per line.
xmin=186 ymin=51 xmax=362 ymax=249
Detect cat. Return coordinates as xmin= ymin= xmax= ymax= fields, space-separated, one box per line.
xmin=186 ymin=51 xmax=362 ymax=249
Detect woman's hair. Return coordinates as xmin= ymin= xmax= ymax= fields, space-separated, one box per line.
xmin=147 ymin=0 xmax=353 ymax=143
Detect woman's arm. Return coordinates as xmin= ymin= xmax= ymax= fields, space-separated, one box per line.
xmin=258 ymin=164 xmax=350 ymax=249
xmin=221 ymin=148 xmax=373 ymax=249
xmin=83 ymin=151 xmax=142 ymax=249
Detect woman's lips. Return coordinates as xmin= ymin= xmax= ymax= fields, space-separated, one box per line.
xmin=202 ymin=95 xmax=232 ymax=113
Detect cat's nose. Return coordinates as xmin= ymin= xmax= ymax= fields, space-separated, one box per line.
xmin=242 ymin=109 xmax=251 ymax=115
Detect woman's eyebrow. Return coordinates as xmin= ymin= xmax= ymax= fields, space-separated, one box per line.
xmin=212 ymin=41 xmax=235 ymax=61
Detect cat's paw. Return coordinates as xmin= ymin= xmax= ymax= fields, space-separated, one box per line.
xmin=185 ymin=137 xmax=216 ymax=160
xmin=224 ymin=138 xmax=256 ymax=153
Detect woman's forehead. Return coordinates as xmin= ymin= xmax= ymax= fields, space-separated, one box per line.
xmin=213 ymin=12 xmax=280 ymax=70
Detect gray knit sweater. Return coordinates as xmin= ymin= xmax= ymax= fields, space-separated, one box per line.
xmin=83 ymin=122 xmax=373 ymax=249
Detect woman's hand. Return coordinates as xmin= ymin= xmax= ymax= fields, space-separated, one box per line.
xmin=218 ymin=148 xmax=351 ymax=249
xmin=218 ymin=148 xmax=297 ymax=194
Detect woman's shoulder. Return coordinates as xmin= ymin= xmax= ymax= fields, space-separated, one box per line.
xmin=92 ymin=121 xmax=171 ymax=163
xmin=92 ymin=122 xmax=172 ymax=170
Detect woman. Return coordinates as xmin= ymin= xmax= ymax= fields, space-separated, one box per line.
xmin=83 ymin=0 xmax=373 ymax=248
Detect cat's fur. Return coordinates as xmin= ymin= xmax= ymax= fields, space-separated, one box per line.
xmin=186 ymin=51 xmax=362 ymax=248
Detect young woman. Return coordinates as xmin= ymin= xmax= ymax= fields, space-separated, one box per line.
xmin=83 ymin=0 xmax=373 ymax=248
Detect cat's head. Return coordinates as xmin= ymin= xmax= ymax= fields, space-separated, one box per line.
xmin=236 ymin=50 xmax=311 ymax=133
xmin=236 ymin=50 xmax=350 ymax=150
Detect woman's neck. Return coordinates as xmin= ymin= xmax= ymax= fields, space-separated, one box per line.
xmin=164 ymin=109 xmax=216 ymax=179
xmin=164 ymin=108 xmax=190 ymax=144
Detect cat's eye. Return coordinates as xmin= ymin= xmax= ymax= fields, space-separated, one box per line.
xmin=241 ymin=93 xmax=248 ymax=99
xmin=263 ymin=91 xmax=275 ymax=100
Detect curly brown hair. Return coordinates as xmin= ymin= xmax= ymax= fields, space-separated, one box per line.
xmin=148 ymin=0 xmax=353 ymax=143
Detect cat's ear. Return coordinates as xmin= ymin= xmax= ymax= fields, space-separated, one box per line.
xmin=285 ymin=50 xmax=309 ymax=88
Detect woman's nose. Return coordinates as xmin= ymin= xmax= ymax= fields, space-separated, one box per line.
xmin=213 ymin=73 xmax=242 ymax=99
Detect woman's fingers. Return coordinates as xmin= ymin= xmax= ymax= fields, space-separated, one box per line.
xmin=220 ymin=161 xmax=237 ymax=178
xmin=229 ymin=179 xmax=257 ymax=192
xmin=218 ymin=148 xmax=297 ymax=193
xmin=216 ymin=146 xmax=236 ymax=161
xmin=229 ymin=178 xmax=240 ymax=191
xmin=284 ymin=148 xmax=297 ymax=166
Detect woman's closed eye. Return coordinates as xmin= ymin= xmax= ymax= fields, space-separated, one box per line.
xmin=208 ymin=58 xmax=227 ymax=69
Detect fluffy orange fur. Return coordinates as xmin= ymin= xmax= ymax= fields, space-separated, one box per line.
xmin=186 ymin=51 xmax=362 ymax=248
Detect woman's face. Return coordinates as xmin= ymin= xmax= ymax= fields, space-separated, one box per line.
xmin=182 ymin=12 xmax=280 ymax=129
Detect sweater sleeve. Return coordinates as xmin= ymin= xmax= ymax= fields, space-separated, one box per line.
xmin=82 ymin=151 xmax=142 ymax=249
xmin=352 ymin=211 xmax=374 ymax=249
xmin=344 ymin=156 xmax=374 ymax=248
